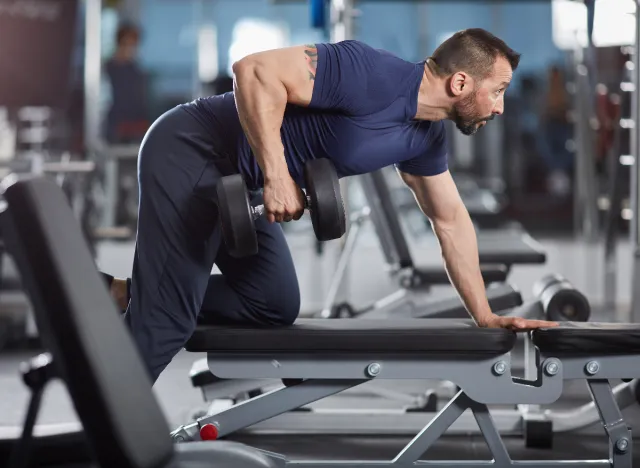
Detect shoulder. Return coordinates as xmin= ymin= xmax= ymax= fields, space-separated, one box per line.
xmin=317 ymin=40 xmax=407 ymax=65
xmin=412 ymin=120 xmax=448 ymax=159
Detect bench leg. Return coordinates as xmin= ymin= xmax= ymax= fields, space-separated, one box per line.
xmin=587 ymin=380 xmax=632 ymax=468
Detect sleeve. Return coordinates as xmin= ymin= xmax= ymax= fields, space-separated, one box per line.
xmin=395 ymin=121 xmax=449 ymax=177
xmin=310 ymin=40 xmax=397 ymax=116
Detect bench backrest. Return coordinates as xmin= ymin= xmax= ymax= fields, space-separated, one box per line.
xmin=1 ymin=177 xmax=173 ymax=468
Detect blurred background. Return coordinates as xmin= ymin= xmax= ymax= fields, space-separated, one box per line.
xmin=0 ymin=0 xmax=638 ymax=349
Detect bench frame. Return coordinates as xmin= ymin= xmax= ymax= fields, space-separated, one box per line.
xmin=172 ymin=337 xmax=635 ymax=468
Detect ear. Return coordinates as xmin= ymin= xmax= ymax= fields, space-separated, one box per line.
xmin=449 ymin=72 xmax=470 ymax=97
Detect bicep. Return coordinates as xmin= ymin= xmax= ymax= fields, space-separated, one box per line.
xmin=232 ymin=45 xmax=317 ymax=107
xmin=399 ymin=170 xmax=464 ymax=224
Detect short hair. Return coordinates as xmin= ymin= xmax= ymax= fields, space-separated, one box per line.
xmin=429 ymin=28 xmax=520 ymax=80
xmin=116 ymin=22 xmax=141 ymax=45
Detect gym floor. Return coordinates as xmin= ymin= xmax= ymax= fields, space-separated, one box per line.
xmin=0 ymin=221 xmax=638 ymax=462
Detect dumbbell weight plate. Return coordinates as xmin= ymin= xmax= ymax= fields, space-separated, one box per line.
xmin=303 ymin=158 xmax=346 ymax=241
xmin=533 ymin=273 xmax=591 ymax=322
xmin=216 ymin=174 xmax=258 ymax=258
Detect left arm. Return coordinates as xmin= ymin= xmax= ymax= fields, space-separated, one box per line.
xmin=398 ymin=170 xmax=493 ymax=326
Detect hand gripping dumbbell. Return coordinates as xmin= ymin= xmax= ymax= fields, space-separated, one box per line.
xmin=217 ymin=158 xmax=346 ymax=258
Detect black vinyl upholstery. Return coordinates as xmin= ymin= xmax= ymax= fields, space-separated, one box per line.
xmin=477 ymin=230 xmax=547 ymax=265
xmin=0 ymin=177 xmax=277 ymax=468
xmin=1 ymin=177 xmax=174 ymax=468
xmin=186 ymin=318 xmax=517 ymax=355
xmin=532 ymin=322 xmax=640 ymax=355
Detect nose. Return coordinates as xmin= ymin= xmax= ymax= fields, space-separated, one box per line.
xmin=493 ymin=96 xmax=505 ymax=116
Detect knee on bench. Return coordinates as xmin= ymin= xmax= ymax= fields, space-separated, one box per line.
xmin=262 ymin=290 xmax=300 ymax=326
xmin=248 ymin=283 xmax=300 ymax=327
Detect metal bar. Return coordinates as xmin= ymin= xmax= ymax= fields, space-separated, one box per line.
xmin=83 ymin=0 xmax=103 ymax=151
xmin=320 ymin=207 xmax=370 ymax=317
xmin=394 ymin=391 xmax=470 ymax=464
xmin=587 ymin=380 xmax=632 ymax=468
xmin=197 ymin=375 xmax=631 ymax=436
xmin=546 ymin=380 xmax=636 ymax=433
xmin=631 ymin=0 xmax=640 ymax=322
xmin=282 ymin=461 xmax=610 ymax=468
xmin=206 ymin=353 xmax=564 ymax=405
xmin=238 ymin=406 xmax=523 ymax=436
xmin=470 ymin=402 xmax=512 ymax=465
xmin=368 ymin=170 xmax=414 ymax=269
xmin=359 ymin=173 xmax=402 ymax=269
xmin=177 ymin=379 xmax=365 ymax=441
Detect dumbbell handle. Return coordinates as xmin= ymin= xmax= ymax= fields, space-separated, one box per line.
xmin=250 ymin=195 xmax=312 ymax=220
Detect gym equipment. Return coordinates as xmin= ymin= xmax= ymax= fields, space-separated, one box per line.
xmin=321 ymin=168 xmax=547 ymax=319
xmin=3 ymin=176 xmax=637 ymax=468
xmin=532 ymin=274 xmax=592 ymax=322
xmin=328 ymin=282 xmax=523 ymax=319
xmin=629 ymin=0 xmax=640 ymax=322
xmin=217 ymin=158 xmax=346 ymax=257
xmin=0 ymin=177 xmax=277 ymax=468
xmin=187 ymin=273 xmax=591 ymax=438
xmin=174 ymin=319 xmax=640 ymax=468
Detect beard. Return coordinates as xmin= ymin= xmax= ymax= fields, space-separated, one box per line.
xmin=451 ymin=90 xmax=495 ymax=136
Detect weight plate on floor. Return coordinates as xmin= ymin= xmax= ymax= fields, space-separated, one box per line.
xmin=534 ymin=273 xmax=591 ymax=322
xmin=216 ymin=174 xmax=258 ymax=258
xmin=304 ymin=158 xmax=346 ymax=241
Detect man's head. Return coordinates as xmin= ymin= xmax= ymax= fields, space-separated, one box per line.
xmin=429 ymin=28 xmax=520 ymax=135
xmin=115 ymin=23 xmax=141 ymax=61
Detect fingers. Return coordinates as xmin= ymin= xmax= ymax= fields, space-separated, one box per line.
xmin=269 ymin=209 xmax=303 ymax=223
xmin=509 ymin=318 xmax=560 ymax=331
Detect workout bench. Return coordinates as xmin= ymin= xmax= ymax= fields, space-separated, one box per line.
xmin=0 ymin=176 xmax=276 ymax=468
xmin=173 ymin=320 xmax=640 ymax=467
xmin=4 ymin=177 xmax=639 ymax=468
xmin=185 ymin=274 xmax=591 ymax=440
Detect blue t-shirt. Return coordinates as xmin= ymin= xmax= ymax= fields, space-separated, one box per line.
xmin=186 ymin=40 xmax=448 ymax=189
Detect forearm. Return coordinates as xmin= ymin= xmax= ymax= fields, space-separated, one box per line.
xmin=232 ymin=60 xmax=289 ymax=180
xmin=431 ymin=209 xmax=493 ymax=324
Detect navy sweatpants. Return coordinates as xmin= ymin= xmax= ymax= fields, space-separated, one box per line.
xmin=124 ymin=106 xmax=300 ymax=383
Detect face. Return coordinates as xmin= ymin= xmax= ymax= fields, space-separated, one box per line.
xmin=450 ymin=56 xmax=512 ymax=136
xmin=119 ymin=32 xmax=139 ymax=60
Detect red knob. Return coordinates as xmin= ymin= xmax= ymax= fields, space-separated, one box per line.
xmin=199 ymin=423 xmax=219 ymax=441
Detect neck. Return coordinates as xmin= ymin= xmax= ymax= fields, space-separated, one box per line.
xmin=113 ymin=50 xmax=134 ymax=62
xmin=415 ymin=60 xmax=452 ymax=121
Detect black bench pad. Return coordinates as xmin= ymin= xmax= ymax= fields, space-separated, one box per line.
xmin=186 ymin=319 xmax=516 ymax=356
xmin=532 ymin=322 xmax=640 ymax=355
xmin=477 ymin=230 xmax=547 ymax=265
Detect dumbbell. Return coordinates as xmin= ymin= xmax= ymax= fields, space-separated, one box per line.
xmin=532 ymin=273 xmax=591 ymax=322
xmin=217 ymin=158 xmax=346 ymax=258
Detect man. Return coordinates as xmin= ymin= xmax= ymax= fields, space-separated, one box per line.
xmin=107 ymin=28 xmax=557 ymax=383
xmin=104 ymin=23 xmax=149 ymax=143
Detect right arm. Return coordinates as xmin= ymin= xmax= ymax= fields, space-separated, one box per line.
xmin=232 ymin=40 xmax=386 ymax=223
xmin=232 ymin=45 xmax=319 ymax=183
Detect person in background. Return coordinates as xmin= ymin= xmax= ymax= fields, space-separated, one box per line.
xmin=104 ymin=22 xmax=149 ymax=143
xmin=540 ymin=66 xmax=573 ymax=196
